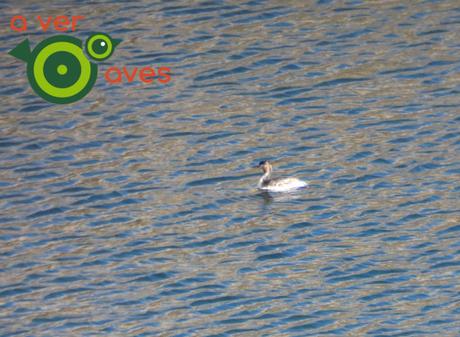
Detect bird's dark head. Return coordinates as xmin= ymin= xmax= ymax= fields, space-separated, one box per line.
xmin=255 ymin=160 xmax=272 ymax=173
xmin=258 ymin=160 xmax=266 ymax=167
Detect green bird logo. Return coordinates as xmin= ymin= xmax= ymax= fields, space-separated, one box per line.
xmin=9 ymin=33 xmax=121 ymax=104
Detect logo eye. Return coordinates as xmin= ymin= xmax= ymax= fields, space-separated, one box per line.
xmin=85 ymin=33 xmax=120 ymax=61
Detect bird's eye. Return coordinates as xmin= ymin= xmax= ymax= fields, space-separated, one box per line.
xmin=86 ymin=33 xmax=114 ymax=61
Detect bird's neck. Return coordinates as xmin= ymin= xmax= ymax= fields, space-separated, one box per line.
xmin=258 ymin=170 xmax=272 ymax=187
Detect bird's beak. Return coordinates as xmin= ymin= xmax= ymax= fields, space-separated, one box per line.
xmin=112 ymin=38 xmax=122 ymax=48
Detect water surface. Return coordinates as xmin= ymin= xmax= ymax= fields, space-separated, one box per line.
xmin=1 ymin=1 xmax=460 ymax=336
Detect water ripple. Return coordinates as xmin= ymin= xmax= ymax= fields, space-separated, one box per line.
xmin=1 ymin=1 xmax=459 ymax=336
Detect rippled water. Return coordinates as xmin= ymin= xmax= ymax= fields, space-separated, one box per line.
xmin=1 ymin=1 xmax=460 ymax=336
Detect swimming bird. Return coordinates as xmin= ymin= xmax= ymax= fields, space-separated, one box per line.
xmin=256 ymin=160 xmax=307 ymax=192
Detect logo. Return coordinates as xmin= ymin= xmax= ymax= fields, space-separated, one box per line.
xmin=9 ymin=33 xmax=121 ymax=104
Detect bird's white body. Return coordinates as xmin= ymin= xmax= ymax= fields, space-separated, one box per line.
xmin=258 ymin=177 xmax=307 ymax=192
xmin=257 ymin=161 xmax=308 ymax=192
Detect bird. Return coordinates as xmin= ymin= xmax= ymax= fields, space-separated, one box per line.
xmin=256 ymin=160 xmax=307 ymax=192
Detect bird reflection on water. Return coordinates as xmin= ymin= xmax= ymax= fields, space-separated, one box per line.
xmin=257 ymin=190 xmax=306 ymax=205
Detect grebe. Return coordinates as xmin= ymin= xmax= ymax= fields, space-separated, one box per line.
xmin=256 ymin=160 xmax=307 ymax=192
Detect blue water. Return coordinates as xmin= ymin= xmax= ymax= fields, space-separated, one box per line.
xmin=1 ymin=1 xmax=460 ymax=336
